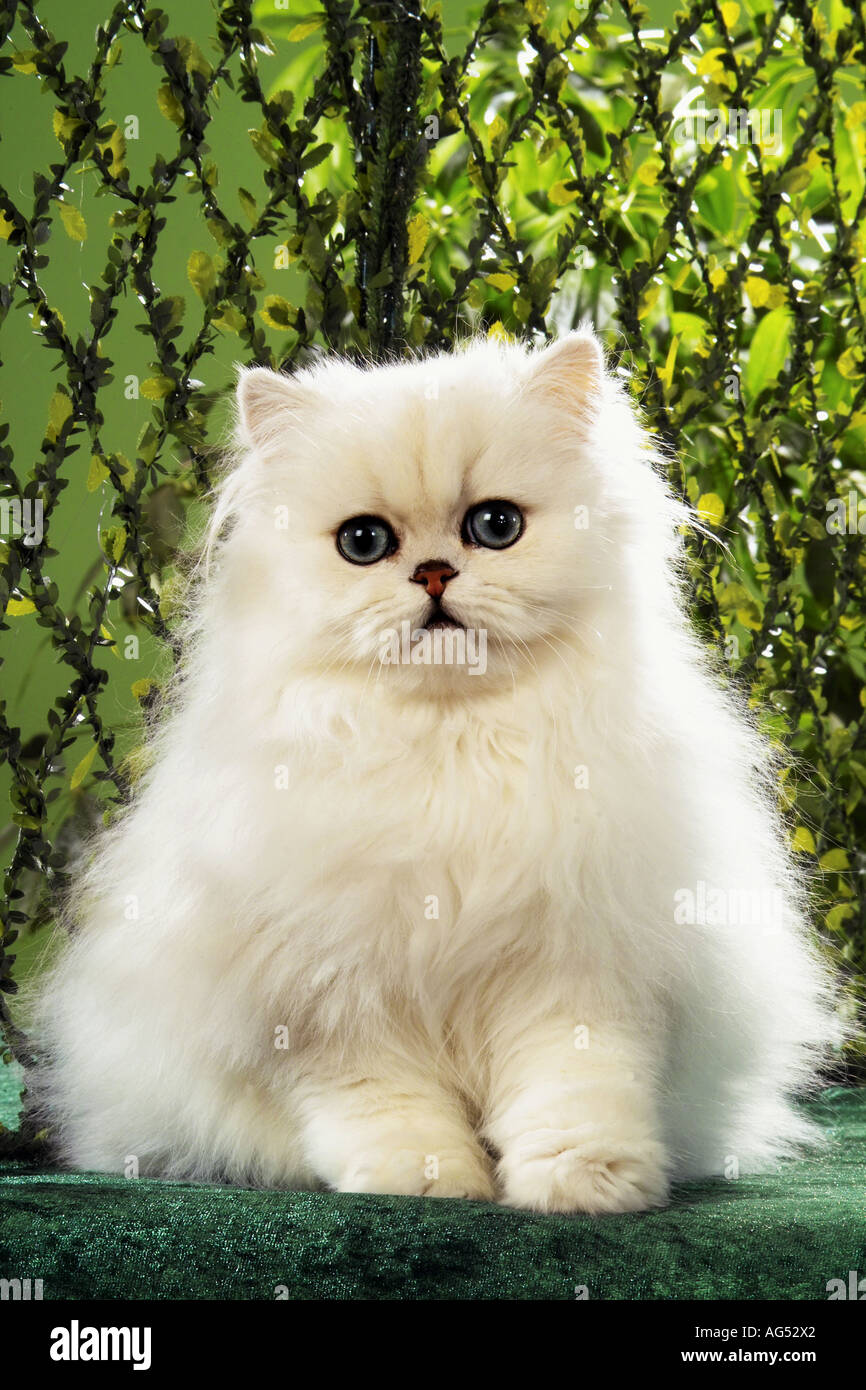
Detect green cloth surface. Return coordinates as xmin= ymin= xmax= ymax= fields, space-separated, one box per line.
xmin=1 ymin=1062 xmax=864 ymax=1300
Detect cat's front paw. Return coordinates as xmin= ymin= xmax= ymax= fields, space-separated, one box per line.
xmin=338 ymin=1142 xmax=495 ymax=1201
xmin=498 ymin=1125 xmax=669 ymax=1215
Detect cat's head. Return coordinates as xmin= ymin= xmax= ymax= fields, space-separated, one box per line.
xmin=213 ymin=332 xmax=672 ymax=697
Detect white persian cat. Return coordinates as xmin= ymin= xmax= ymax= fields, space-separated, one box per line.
xmin=31 ymin=331 xmax=840 ymax=1213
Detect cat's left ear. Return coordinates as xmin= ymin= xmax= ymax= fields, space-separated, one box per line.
xmin=527 ymin=331 xmax=605 ymax=420
xmin=235 ymin=366 xmax=315 ymax=454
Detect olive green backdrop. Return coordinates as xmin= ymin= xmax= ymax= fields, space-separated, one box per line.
xmin=1 ymin=0 xmax=864 ymax=1063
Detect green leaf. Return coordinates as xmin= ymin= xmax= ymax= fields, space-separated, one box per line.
xmin=140 ymin=376 xmax=175 ymax=400
xmin=6 ymin=597 xmax=36 ymax=616
xmin=744 ymin=308 xmax=791 ymax=401
xmin=407 ymin=213 xmax=429 ymax=265
xmin=287 ymin=19 xmax=324 ymax=41
xmin=826 ymin=903 xmax=855 ymax=933
xmin=696 ymin=493 xmax=725 ymax=527
xmin=791 ymin=825 xmax=816 ymax=855
xmin=819 ymin=848 xmax=849 ymax=871
xmin=58 ymin=203 xmax=87 ymax=241
xmin=70 ymin=744 xmax=97 ymax=790
xmin=47 ymin=388 xmax=73 ymax=437
xmin=157 ymin=84 xmax=184 ymax=126
xmin=249 ymin=129 xmax=279 ymax=168
xmin=238 ymin=188 xmax=257 ymax=223
xmin=87 ymin=455 xmax=110 ymax=491
xmin=301 ymin=143 xmax=333 ymax=172
xmin=259 ymin=296 xmax=297 ymax=330
xmin=187 ymin=251 xmax=217 ymax=298
xmin=53 ymin=108 xmax=81 ymax=144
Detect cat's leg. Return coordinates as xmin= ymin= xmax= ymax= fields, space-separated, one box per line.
xmin=298 ymin=1070 xmax=495 ymax=1200
xmin=483 ymin=1015 xmax=670 ymax=1214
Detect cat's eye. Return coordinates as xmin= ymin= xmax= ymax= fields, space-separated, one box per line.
xmin=336 ymin=515 xmax=397 ymax=565
xmin=463 ymin=500 xmax=524 ymax=550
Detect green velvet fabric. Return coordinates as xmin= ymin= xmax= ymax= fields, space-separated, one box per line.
xmin=1 ymin=1063 xmax=864 ymax=1300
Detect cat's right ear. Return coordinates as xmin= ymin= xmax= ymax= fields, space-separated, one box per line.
xmin=526 ymin=331 xmax=605 ymax=421
xmin=235 ymin=367 xmax=312 ymax=454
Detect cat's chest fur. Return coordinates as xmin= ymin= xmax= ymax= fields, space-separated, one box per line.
xmin=271 ymin=679 xmax=589 ymax=931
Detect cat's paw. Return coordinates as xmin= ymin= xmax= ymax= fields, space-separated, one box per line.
xmin=498 ymin=1125 xmax=669 ymax=1215
xmin=338 ymin=1143 xmax=495 ymax=1201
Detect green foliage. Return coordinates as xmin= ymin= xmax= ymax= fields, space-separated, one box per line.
xmin=0 ymin=0 xmax=864 ymax=1068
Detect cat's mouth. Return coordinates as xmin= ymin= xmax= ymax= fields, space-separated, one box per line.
xmin=423 ymin=607 xmax=464 ymax=631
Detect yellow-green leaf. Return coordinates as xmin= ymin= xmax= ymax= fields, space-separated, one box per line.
xmin=781 ymin=165 xmax=811 ymax=196
xmin=407 ymin=213 xmax=429 ymax=266
xmin=6 ymin=597 xmax=36 ymax=616
xmin=792 ymin=825 xmax=816 ymax=855
xmin=11 ymin=50 xmax=37 ymax=74
xmin=549 ymin=180 xmax=579 ymax=206
xmin=140 ymin=376 xmax=175 ymax=400
xmin=100 ymin=624 xmax=119 ymax=659
xmin=103 ymin=525 xmax=127 ymax=563
xmin=58 ymin=203 xmax=87 ymax=241
xmin=720 ymin=2 xmax=739 ymax=27
xmin=48 ymin=388 xmax=73 ymax=437
xmin=487 ymin=114 xmax=507 ymax=149
xmin=826 ymin=903 xmax=854 ymax=933
xmin=486 ymin=272 xmax=517 ymax=292
xmin=187 ymin=250 xmax=217 ymax=298
xmin=131 ymin=678 xmax=156 ymax=701
xmin=0 ymin=211 xmax=14 ymax=240
xmin=844 ymin=101 xmax=866 ymax=131
xmin=745 ymin=276 xmax=769 ymax=308
xmin=743 ymin=307 xmax=791 ymax=399
xmin=259 ymin=295 xmax=296 ymax=330
xmin=212 ymin=305 xmax=245 ymax=334
xmin=53 ymin=109 xmax=81 ymax=144
xmin=238 ymin=187 xmax=257 ymax=223
xmin=636 ymin=160 xmax=660 ymax=187
xmin=70 ymin=744 xmax=97 ymax=790
xmin=157 ymin=84 xmax=184 ymax=126
xmin=657 ymin=334 xmax=680 ymax=394
xmin=114 ymin=452 xmax=135 ymax=488
xmin=87 ymin=455 xmax=110 ymax=491
xmin=819 ymin=848 xmax=849 ymax=871
xmin=487 ymin=321 xmax=513 ymax=343
xmin=100 ymin=125 xmax=127 ymax=177
xmin=696 ymin=47 xmax=726 ymax=81
xmin=696 ymin=492 xmax=725 ymax=527
xmin=287 ymin=19 xmax=324 ymax=41
xmin=838 ymin=347 xmax=860 ymax=380
xmin=638 ymin=282 xmax=661 ymax=319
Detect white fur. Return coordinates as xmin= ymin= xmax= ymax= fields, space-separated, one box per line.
xmin=29 ymin=332 xmax=841 ymax=1213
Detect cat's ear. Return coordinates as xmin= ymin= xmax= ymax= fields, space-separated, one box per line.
xmin=235 ymin=366 xmax=314 ymax=453
xmin=527 ymin=331 xmax=605 ymax=420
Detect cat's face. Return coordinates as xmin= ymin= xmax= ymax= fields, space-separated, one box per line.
xmin=227 ymin=334 xmax=619 ymax=693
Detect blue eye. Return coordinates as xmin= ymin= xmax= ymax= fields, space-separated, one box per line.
xmin=336 ymin=515 xmax=397 ymax=565
xmin=463 ymin=500 xmax=524 ymax=550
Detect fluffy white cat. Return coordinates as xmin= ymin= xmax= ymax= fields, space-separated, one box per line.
xmin=30 ymin=331 xmax=841 ymax=1213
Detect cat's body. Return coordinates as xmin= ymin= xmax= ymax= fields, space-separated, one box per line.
xmin=31 ymin=333 xmax=840 ymax=1212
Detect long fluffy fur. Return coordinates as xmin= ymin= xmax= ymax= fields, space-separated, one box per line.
xmin=28 ymin=332 xmax=842 ymax=1212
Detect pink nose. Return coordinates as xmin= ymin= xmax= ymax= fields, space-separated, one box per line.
xmin=410 ymin=561 xmax=458 ymax=600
